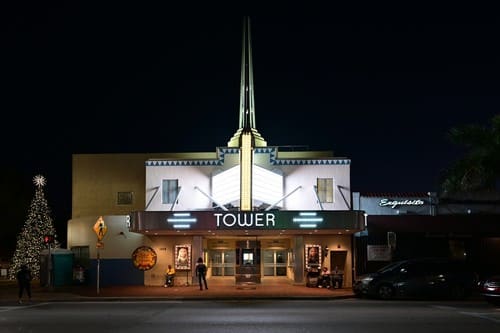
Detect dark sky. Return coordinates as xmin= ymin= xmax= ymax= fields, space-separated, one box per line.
xmin=1 ymin=5 xmax=499 ymax=254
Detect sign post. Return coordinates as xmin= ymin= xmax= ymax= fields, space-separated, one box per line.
xmin=93 ymin=216 xmax=107 ymax=295
xmin=43 ymin=234 xmax=55 ymax=290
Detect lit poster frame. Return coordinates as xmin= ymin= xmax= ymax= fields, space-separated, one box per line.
xmin=175 ymin=244 xmax=191 ymax=270
xmin=305 ymin=244 xmax=321 ymax=268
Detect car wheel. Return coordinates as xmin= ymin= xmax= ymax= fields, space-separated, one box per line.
xmin=377 ymin=284 xmax=394 ymax=299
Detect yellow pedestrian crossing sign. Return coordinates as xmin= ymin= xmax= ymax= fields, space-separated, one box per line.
xmin=93 ymin=216 xmax=107 ymax=241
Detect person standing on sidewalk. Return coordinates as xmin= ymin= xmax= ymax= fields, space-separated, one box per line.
xmin=195 ymin=257 xmax=208 ymax=290
xmin=16 ymin=264 xmax=32 ymax=304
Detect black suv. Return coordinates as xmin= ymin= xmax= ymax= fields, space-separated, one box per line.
xmin=353 ymin=258 xmax=478 ymax=300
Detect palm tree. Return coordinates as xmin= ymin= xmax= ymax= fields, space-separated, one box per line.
xmin=440 ymin=114 xmax=500 ymax=196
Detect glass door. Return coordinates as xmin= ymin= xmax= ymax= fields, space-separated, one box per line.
xmin=209 ymin=250 xmax=235 ymax=276
xmin=263 ymin=250 xmax=287 ymax=276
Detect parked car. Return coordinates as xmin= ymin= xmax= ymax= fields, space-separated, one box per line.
xmin=353 ymin=258 xmax=478 ymax=300
xmin=478 ymin=275 xmax=500 ymax=305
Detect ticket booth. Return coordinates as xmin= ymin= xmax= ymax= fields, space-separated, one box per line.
xmin=235 ymin=240 xmax=261 ymax=284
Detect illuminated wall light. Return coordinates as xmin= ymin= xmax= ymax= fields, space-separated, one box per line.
xmin=167 ymin=212 xmax=196 ymax=229
xmin=167 ymin=218 xmax=196 ymax=223
xmin=293 ymin=217 xmax=323 ymax=222
xmin=299 ymin=224 xmax=317 ymax=228
xmin=299 ymin=212 xmax=317 ymax=216
xmin=173 ymin=224 xmax=191 ymax=229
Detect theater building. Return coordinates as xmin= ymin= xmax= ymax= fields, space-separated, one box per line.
xmin=67 ymin=18 xmax=365 ymax=288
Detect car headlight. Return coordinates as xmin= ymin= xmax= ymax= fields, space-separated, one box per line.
xmin=361 ymin=276 xmax=374 ymax=284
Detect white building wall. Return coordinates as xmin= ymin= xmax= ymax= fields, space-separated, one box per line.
xmin=282 ymin=164 xmax=351 ymax=210
xmin=146 ymin=166 xmax=215 ymax=211
xmin=145 ymin=153 xmax=351 ymax=212
xmin=67 ymin=215 xmax=147 ymax=259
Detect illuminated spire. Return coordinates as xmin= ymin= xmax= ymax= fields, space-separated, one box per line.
xmin=228 ymin=16 xmax=267 ymax=148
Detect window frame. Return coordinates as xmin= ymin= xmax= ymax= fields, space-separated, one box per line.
xmin=162 ymin=179 xmax=179 ymax=204
xmin=317 ymin=178 xmax=334 ymax=203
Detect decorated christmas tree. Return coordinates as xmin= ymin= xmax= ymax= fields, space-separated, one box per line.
xmin=9 ymin=175 xmax=58 ymax=280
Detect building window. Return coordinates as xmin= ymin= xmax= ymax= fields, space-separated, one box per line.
xmin=162 ymin=179 xmax=179 ymax=204
xmin=317 ymin=178 xmax=334 ymax=203
xmin=117 ymin=192 xmax=133 ymax=205
xmin=263 ymin=250 xmax=287 ymax=276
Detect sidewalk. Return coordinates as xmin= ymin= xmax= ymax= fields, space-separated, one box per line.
xmin=0 ymin=279 xmax=355 ymax=304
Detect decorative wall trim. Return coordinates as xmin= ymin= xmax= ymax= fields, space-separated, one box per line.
xmin=146 ymin=147 xmax=351 ymax=166
xmin=146 ymin=160 xmax=222 ymax=166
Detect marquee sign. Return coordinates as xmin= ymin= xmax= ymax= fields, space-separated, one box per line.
xmin=214 ymin=212 xmax=276 ymax=227
xmin=129 ymin=210 xmax=366 ymax=233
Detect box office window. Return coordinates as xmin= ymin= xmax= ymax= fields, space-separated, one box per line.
xmin=317 ymin=178 xmax=334 ymax=203
xmin=162 ymin=179 xmax=179 ymax=204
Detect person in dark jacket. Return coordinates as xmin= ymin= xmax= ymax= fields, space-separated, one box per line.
xmin=16 ymin=264 xmax=32 ymax=304
xmin=195 ymin=257 xmax=208 ymax=290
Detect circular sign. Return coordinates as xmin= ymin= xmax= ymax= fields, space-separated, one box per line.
xmin=132 ymin=246 xmax=157 ymax=271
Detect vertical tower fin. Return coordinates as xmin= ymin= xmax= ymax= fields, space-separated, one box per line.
xmin=228 ymin=16 xmax=267 ymax=148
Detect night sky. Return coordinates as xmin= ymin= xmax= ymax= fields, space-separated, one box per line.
xmin=1 ymin=5 xmax=499 ymax=256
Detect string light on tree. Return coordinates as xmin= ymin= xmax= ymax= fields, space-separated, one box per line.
xmin=9 ymin=174 xmax=59 ymax=280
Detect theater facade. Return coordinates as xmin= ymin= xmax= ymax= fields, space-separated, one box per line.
xmin=67 ymin=18 xmax=365 ymax=288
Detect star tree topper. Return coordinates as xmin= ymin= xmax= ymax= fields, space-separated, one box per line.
xmin=33 ymin=174 xmax=46 ymax=188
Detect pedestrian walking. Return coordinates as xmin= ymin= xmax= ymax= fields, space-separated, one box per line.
xmin=195 ymin=257 xmax=208 ymax=290
xmin=16 ymin=264 xmax=32 ymax=304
